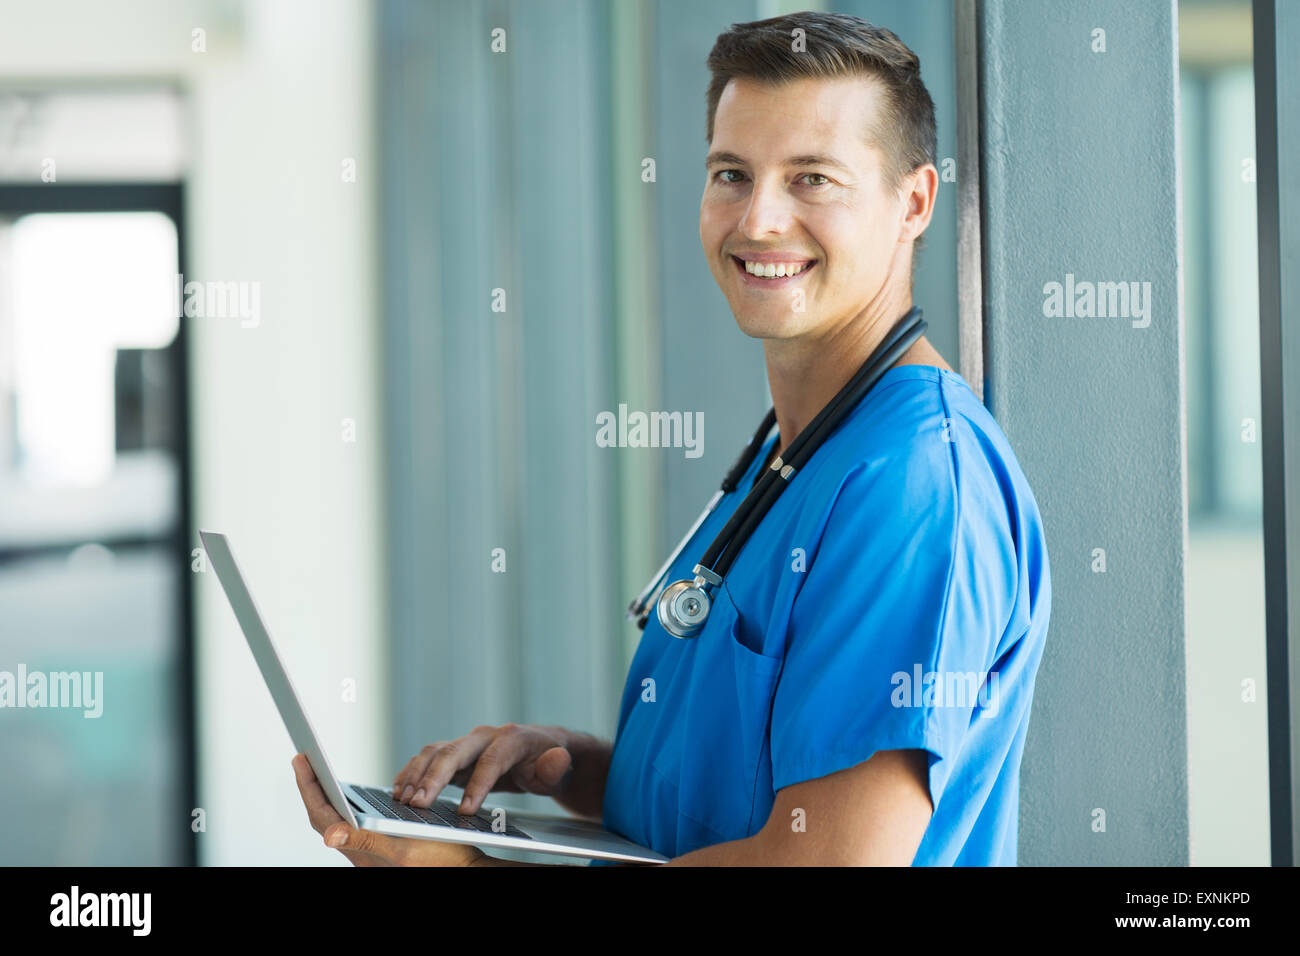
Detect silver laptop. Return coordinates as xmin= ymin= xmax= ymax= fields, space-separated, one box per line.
xmin=199 ymin=529 xmax=667 ymax=865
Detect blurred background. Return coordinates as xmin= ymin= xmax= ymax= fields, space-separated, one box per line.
xmin=0 ymin=0 xmax=1270 ymax=865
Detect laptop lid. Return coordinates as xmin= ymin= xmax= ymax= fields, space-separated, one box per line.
xmin=199 ymin=529 xmax=359 ymax=827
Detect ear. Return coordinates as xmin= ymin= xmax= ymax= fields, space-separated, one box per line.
xmin=899 ymin=163 xmax=939 ymax=242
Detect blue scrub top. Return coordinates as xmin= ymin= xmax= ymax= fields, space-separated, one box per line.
xmin=597 ymin=365 xmax=1051 ymax=866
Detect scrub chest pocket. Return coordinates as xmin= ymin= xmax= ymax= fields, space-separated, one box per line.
xmin=647 ymin=591 xmax=783 ymax=849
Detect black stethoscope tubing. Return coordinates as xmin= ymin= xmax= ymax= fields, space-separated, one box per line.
xmin=627 ymin=306 xmax=927 ymax=634
xmin=701 ymin=306 xmax=926 ymax=579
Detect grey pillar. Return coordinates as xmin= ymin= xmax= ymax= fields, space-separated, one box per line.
xmin=976 ymin=0 xmax=1188 ymax=864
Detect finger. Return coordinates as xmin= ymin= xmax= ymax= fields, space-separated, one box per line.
xmin=446 ymin=763 xmax=523 ymax=794
xmin=392 ymin=746 xmax=443 ymax=799
xmin=408 ymin=727 xmax=498 ymax=807
xmin=525 ymin=745 xmax=575 ymax=793
xmin=320 ymin=823 xmax=395 ymax=866
xmin=292 ymin=753 xmax=346 ymax=836
xmin=293 ymin=756 xmax=394 ymax=866
xmin=324 ymin=827 xmax=390 ymax=866
xmin=397 ymin=726 xmax=496 ymax=804
xmin=321 ymin=822 xmax=483 ymax=867
xmin=457 ymin=731 xmax=532 ymax=814
xmin=322 ymin=822 xmax=409 ymax=864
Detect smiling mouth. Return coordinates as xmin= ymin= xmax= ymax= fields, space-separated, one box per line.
xmin=730 ymin=255 xmax=818 ymax=281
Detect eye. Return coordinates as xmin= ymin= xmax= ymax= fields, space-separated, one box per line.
xmin=800 ymin=172 xmax=831 ymax=186
xmin=713 ymin=168 xmax=745 ymax=184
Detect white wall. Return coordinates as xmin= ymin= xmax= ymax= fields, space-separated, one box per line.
xmin=0 ymin=0 xmax=385 ymax=865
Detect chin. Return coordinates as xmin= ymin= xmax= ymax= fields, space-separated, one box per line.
xmin=731 ymin=313 xmax=804 ymax=340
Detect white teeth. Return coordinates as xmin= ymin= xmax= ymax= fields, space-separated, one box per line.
xmin=742 ymin=259 xmax=810 ymax=278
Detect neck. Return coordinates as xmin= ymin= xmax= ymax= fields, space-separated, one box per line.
xmin=763 ymin=289 xmax=915 ymax=458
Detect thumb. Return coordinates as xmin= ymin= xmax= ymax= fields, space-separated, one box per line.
xmin=324 ymin=822 xmax=391 ymax=856
xmin=529 ymin=746 xmax=574 ymax=792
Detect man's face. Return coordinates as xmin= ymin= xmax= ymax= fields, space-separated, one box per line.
xmin=700 ymin=74 xmax=909 ymax=344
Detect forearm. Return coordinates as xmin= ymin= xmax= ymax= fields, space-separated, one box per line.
xmin=662 ymin=834 xmax=773 ymax=865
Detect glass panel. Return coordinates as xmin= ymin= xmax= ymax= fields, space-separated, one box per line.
xmin=0 ymin=208 xmax=185 ymax=865
xmin=10 ymin=212 xmax=178 ymax=486
xmin=1179 ymin=0 xmax=1270 ymax=866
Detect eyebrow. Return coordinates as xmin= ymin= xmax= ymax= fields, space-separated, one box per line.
xmin=704 ymin=151 xmax=854 ymax=175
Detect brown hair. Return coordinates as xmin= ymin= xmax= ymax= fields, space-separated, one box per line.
xmin=705 ymin=11 xmax=936 ymax=197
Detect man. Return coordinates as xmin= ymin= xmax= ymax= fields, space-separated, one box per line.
xmin=294 ymin=10 xmax=1051 ymax=866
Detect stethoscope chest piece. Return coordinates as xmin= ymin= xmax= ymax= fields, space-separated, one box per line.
xmin=656 ymin=565 xmax=722 ymax=639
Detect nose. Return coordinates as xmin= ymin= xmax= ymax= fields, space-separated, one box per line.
xmin=737 ymin=176 xmax=794 ymax=239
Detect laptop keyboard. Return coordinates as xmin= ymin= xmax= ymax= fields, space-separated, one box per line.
xmin=351 ymin=786 xmax=530 ymax=839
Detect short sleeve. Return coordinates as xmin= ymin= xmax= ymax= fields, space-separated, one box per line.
xmin=769 ymin=416 xmax=1012 ymax=810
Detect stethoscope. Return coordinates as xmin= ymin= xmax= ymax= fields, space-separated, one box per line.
xmin=626 ymin=307 xmax=927 ymax=638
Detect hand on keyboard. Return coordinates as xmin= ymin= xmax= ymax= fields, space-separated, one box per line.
xmin=390 ymin=723 xmax=611 ymax=821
